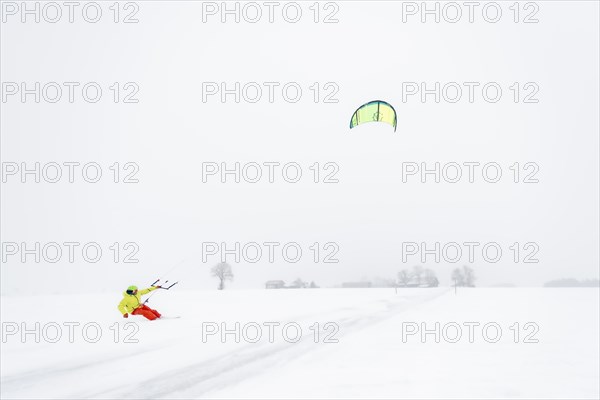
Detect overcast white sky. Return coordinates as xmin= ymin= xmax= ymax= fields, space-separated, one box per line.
xmin=1 ymin=1 xmax=598 ymax=294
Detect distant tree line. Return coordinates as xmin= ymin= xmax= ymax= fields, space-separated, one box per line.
xmin=397 ymin=266 xmax=439 ymax=287
xmin=213 ymin=262 xmax=599 ymax=290
xmin=544 ymin=278 xmax=599 ymax=287
xmin=214 ymin=262 xmax=482 ymax=290
xmin=397 ymin=265 xmax=476 ymax=288
xmin=265 ymin=278 xmax=319 ymax=289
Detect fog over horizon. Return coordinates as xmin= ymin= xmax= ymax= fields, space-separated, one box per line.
xmin=2 ymin=1 xmax=598 ymax=295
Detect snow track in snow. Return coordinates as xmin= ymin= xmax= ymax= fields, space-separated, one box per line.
xmin=93 ymin=290 xmax=447 ymax=399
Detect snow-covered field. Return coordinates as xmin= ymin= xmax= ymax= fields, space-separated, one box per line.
xmin=1 ymin=288 xmax=598 ymax=399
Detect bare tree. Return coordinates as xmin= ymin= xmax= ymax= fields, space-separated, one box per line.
xmin=462 ymin=265 xmax=476 ymax=287
xmin=451 ymin=268 xmax=465 ymax=287
xmin=424 ymin=269 xmax=439 ymax=287
xmin=292 ymin=278 xmax=306 ymax=288
xmin=211 ymin=262 xmax=233 ymax=290
xmin=398 ymin=269 xmax=412 ymax=287
xmin=412 ymin=265 xmax=424 ymax=285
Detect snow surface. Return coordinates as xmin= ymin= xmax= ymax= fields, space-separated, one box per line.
xmin=1 ymin=288 xmax=598 ymax=399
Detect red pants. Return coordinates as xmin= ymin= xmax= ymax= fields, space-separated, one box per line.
xmin=132 ymin=304 xmax=161 ymax=320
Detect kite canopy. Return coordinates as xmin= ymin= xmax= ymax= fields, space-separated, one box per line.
xmin=349 ymin=100 xmax=397 ymax=132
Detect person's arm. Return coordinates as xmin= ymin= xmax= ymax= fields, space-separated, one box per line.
xmin=138 ymin=286 xmax=159 ymax=295
xmin=118 ymin=298 xmax=130 ymax=315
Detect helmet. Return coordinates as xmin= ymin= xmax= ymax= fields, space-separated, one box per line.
xmin=126 ymin=285 xmax=138 ymax=295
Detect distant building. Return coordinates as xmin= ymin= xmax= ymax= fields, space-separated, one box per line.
xmin=265 ymin=280 xmax=285 ymax=289
xmin=342 ymin=282 xmax=372 ymax=288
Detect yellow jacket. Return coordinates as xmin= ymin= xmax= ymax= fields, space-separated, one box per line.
xmin=117 ymin=287 xmax=157 ymax=315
